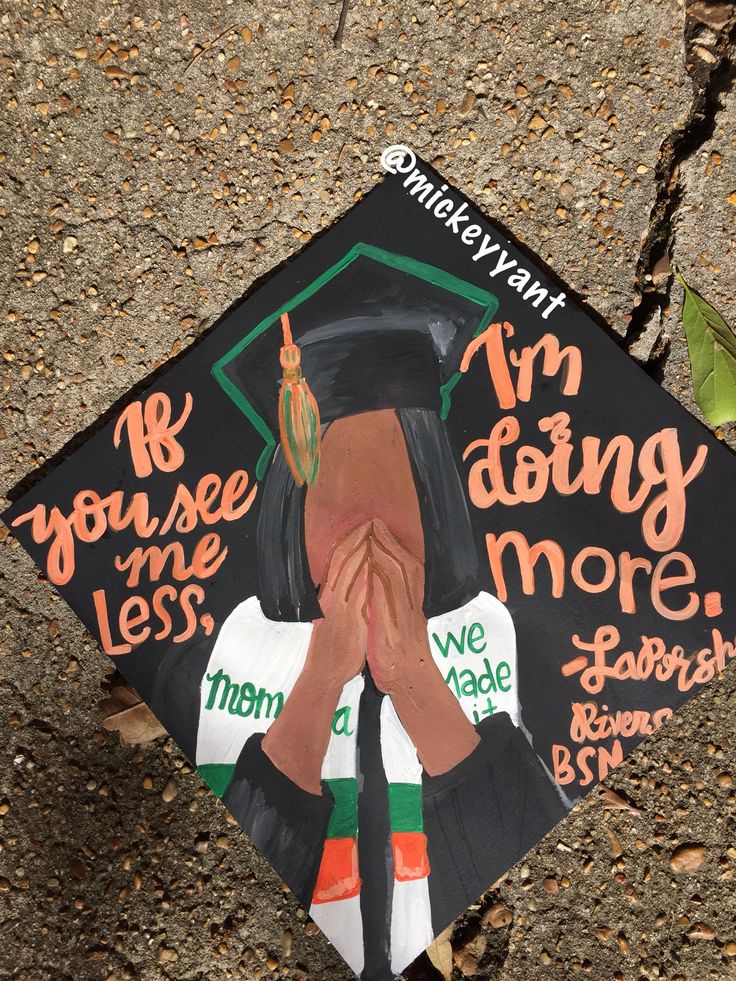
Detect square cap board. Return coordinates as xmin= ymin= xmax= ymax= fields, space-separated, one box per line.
xmin=5 ymin=153 xmax=736 ymax=979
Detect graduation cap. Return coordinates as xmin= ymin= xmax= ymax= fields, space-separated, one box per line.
xmin=212 ymin=243 xmax=499 ymax=482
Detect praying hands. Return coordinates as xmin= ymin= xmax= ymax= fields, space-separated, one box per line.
xmin=262 ymin=518 xmax=479 ymax=795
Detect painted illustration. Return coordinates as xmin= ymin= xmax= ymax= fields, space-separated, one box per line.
xmin=150 ymin=245 xmax=568 ymax=976
xmin=6 ymin=157 xmax=735 ymax=981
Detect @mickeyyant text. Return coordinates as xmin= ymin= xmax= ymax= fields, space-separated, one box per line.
xmin=380 ymin=144 xmax=567 ymax=322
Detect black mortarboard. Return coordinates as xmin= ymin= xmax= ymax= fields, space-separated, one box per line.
xmin=212 ymin=243 xmax=499 ymax=478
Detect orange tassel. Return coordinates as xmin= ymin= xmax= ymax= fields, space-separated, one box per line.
xmin=278 ymin=312 xmax=321 ymax=486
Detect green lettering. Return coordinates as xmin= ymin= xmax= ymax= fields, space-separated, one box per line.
xmin=467 ymin=622 xmax=487 ymax=653
xmin=459 ymin=668 xmax=478 ymax=697
xmin=204 ymin=671 xmax=283 ymax=719
xmin=234 ymin=681 xmax=256 ymax=717
xmin=478 ymin=657 xmax=498 ymax=695
xmin=254 ymin=687 xmax=284 ymax=720
xmin=432 ymin=626 xmax=467 ymax=658
xmin=444 ymin=665 xmax=461 ymax=696
xmin=473 ymin=697 xmax=497 ymax=724
xmin=497 ymin=661 xmax=512 ymax=692
xmin=332 ymin=706 xmax=354 ymax=736
xmin=205 ymin=668 xmax=239 ymax=712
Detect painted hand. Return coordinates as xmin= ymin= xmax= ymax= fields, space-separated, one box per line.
xmin=365 ymin=519 xmax=428 ymax=696
xmin=261 ymin=522 xmax=371 ymax=795
xmin=366 ymin=518 xmax=480 ymax=775
xmin=311 ymin=521 xmax=371 ymax=688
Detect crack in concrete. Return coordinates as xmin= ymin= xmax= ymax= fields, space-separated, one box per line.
xmin=625 ymin=11 xmax=736 ymax=381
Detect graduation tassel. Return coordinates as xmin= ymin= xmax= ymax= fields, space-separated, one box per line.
xmin=278 ymin=312 xmax=321 ymax=486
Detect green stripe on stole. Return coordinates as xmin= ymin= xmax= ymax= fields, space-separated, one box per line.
xmin=388 ymin=782 xmax=423 ymax=833
xmin=325 ymin=777 xmax=359 ymax=839
xmin=197 ymin=771 xmax=421 ymax=841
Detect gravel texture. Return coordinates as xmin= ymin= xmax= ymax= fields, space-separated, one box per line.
xmin=1 ymin=1 xmax=735 ymax=979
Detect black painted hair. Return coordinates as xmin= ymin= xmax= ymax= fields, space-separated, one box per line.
xmin=256 ymin=407 xmax=480 ymax=622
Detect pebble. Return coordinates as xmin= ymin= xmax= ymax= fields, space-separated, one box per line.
xmin=459 ymin=91 xmax=476 ymax=116
xmin=156 ymin=946 xmax=178 ymax=964
xmin=162 ymin=779 xmax=177 ymax=802
xmin=483 ymin=902 xmax=513 ymax=928
xmin=69 ymin=858 xmax=85 ymax=880
xmin=607 ymin=827 xmax=623 ymax=858
xmin=670 ymin=844 xmax=705 ymax=872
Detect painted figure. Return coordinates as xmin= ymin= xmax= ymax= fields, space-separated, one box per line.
xmin=152 ymin=246 xmax=567 ymax=979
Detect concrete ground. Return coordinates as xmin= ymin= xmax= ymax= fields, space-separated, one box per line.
xmin=1 ymin=1 xmax=735 ymax=978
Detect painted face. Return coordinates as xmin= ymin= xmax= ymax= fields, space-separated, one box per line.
xmin=304 ymin=409 xmax=425 ymax=586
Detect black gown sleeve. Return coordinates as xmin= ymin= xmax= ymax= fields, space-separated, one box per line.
xmin=149 ymin=630 xmax=213 ymax=766
xmin=422 ymin=711 xmax=568 ymax=935
xmin=222 ymin=734 xmax=334 ymax=908
xmin=150 ymin=627 xmax=331 ymax=907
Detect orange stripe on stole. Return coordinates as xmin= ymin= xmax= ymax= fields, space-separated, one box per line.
xmin=392 ymin=831 xmax=430 ymax=882
xmin=312 ymin=837 xmax=361 ymax=904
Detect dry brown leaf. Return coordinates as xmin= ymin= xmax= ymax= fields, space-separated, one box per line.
xmin=651 ymin=252 xmax=672 ymax=283
xmin=99 ymin=670 xmax=166 ymax=746
xmin=600 ymin=785 xmax=642 ymax=814
xmin=426 ymin=923 xmax=454 ymax=981
xmin=453 ymin=931 xmax=487 ymax=977
xmin=687 ymin=1 xmax=732 ymax=30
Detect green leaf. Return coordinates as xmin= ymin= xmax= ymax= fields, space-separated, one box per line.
xmin=678 ymin=272 xmax=736 ymax=426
